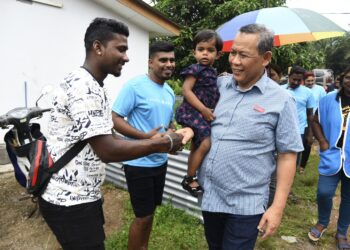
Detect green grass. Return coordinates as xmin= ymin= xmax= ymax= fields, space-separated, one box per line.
xmin=256 ymin=152 xmax=338 ymax=249
xmin=106 ymin=152 xmax=342 ymax=249
xmin=105 ymin=200 xmax=207 ymax=250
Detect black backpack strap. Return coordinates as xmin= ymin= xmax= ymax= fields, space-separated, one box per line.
xmin=49 ymin=140 xmax=88 ymax=173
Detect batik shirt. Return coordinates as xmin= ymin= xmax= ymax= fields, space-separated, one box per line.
xmin=41 ymin=67 xmax=113 ymax=206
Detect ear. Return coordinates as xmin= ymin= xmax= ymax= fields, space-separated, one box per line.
xmin=92 ymin=40 xmax=103 ymax=56
xmin=148 ymin=57 xmax=153 ymax=70
xmin=262 ymin=51 xmax=272 ymax=67
xmin=216 ymin=51 xmax=223 ymax=60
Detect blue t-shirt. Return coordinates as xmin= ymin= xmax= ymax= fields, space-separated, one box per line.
xmin=282 ymin=84 xmax=316 ymax=134
xmin=310 ymin=84 xmax=326 ymax=107
xmin=112 ymin=74 xmax=175 ymax=167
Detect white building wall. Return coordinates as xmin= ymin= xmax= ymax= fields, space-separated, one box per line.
xmin=0 ymin=0 xmax=150 ymax=142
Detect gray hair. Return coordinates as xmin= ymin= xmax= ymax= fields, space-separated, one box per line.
xmin=239 ymin=24 xmax=274 ymax=54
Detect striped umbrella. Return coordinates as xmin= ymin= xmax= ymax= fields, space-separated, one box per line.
xmin=217 ymin=7 xmax=346 ymax=51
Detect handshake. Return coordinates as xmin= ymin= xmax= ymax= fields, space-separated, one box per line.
xmin=150 ymin=127 xmax=194 ymax=154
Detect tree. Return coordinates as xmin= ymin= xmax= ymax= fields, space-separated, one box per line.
xmin=272 ymin=42 xmax=326 ymax=74
xmin=152 ymin=0 xmax=286 ymax=76
xmin=325 ymin=33 xmax=350 ymax=76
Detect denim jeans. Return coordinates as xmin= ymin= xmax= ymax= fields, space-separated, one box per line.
xmin=202 ymin=211 xmax=262 ymax=250
xmin=300 ymin=132 xmax=311 ymax=168
xmin=317 ymin=170 xmax=350 ymax=235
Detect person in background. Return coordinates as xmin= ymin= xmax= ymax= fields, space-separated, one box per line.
xmin=325 ymin=75 xmax=336 ymax=93
xmin=39 ymin=18 xmax=187 ymax=250
xmin=282 ymin=66 xmax=316 ymax=173
xmin=112 ymin=41 xmax=179 ymax=250
xmin=268 ymin=63 xmax=283 ymax=84
xmin=198 ymin=24 xmax=303 ymax=250
xmin=308 ymin=66 xmax=350 ymax=250
xmin=175 ymin=30 xmax=222 ymax=197
xmin=334 ymin=74 xmax=342 ymax=90
xmin=299 ymin=71 xmax=326 ymax=173
xmin=266 ymin=62 xmax=283 ymax=207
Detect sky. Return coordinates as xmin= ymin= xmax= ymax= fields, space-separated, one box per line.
xmin=286 ymin=0 xmax=350 ymax=31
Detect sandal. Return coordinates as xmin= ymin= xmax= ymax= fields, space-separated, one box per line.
xmin=308 ymin=224 xmax=327 ymax=242
xmin=181 ymin=175 xmax=203 ymax=197
xmin=336 ymin=233 xmax=350 ymax=250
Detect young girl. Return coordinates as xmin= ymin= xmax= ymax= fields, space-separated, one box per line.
xmin=175 ymin=30 xmax=223 ymax=197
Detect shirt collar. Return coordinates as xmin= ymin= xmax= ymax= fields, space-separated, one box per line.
xmin=81 ymin=66 xmax=104 ymax=87
xmin=226 ymin=71 xmax=268 ymax=94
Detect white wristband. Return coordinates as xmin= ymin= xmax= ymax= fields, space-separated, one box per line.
xmin=164 ymin=134 xmax=173 ymax=152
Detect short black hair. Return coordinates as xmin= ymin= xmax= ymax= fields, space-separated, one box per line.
xmin=84 ymin=17 xmax=129 ymax=53
xmin=337 ymin=65 xmax=350 ymax=101
xmin=289 ymin=65 xmax=306 ymax=77
xmin=149 ymin=41 xmax=174 ymax=58
xmin=269 ymin=63 xmax=282 ymax=76
xmin=193 ymin=29 xmax=223 ymax=52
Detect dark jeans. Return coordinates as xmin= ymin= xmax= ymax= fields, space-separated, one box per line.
xmin=202 ymin=211 xmax=262 ymax=250
xmin=296 ymin=134 xmax=304 ymax=166
xmin=300 ymin=132 xmax=311 ymax=168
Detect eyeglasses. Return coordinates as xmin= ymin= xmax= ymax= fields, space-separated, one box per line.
xmin=229 ymin=50 xmax=259 ymax=61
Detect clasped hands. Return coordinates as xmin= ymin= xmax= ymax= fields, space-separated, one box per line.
xmin=148 ymin=126 xmax=194 ymax=154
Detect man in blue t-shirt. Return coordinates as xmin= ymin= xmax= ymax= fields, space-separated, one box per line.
xmin=282 ymin=66 xmax=316 ymax=170
xmin=112 ymin=41 xmax=176 ymax=250
xmin=299 ymin=71 xmax=327 ymax=172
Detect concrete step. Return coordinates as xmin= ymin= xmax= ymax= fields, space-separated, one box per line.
xmin=0 ymin=163 xmax=13 ymax=174
xmin=0 ymin=143 xmax=10 ymax=165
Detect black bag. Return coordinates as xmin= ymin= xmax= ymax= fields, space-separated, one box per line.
xmin=27 ymin=137 xmax=87 ymax=197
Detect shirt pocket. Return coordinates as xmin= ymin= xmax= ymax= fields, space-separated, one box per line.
xmin=222 ymin=110 xmax=274 ymax=142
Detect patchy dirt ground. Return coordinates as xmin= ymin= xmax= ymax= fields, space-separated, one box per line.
xmin=0 ymin=170 xmax=126 ymax=250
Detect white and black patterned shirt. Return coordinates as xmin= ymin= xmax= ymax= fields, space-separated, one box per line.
xmin=42 ymin=68 xmax=113 ymax=206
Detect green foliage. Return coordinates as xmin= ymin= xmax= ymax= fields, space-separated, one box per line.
xmin=152 ymin=0 xmax=287 ymax=76
xmin=167 ymin=79 xmax=182 ymax=95
xmin=325 ymin=33 xmax=350 ymax=76
xmin=272 ymin=42 xmax=326 ymax=74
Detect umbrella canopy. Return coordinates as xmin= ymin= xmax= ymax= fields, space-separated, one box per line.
xmin=217 ymin=7 xmax=346 ymax=51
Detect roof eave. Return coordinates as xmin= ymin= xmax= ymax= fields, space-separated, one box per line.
xmin=96 ymin=0 xmax=180 ymax=37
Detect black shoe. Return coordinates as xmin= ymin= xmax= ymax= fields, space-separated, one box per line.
xmin=181 ymin=175 xmax=203 ymax=197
